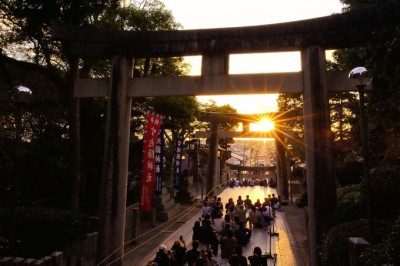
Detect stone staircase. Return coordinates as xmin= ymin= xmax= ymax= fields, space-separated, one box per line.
xmin=152 ymin=186 xmax=181 ymax=222
xmin=174 ymin=189 xmax=197 ymax=205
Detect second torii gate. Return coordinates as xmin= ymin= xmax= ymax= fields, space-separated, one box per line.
xmin=52 ymin=1 xmax=400 ymax=265
xmin=195 ymin=111 xmax=297 ymax=200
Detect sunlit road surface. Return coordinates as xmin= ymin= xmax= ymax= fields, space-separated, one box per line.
xmin=216 ymin=185 xmax=299 ymax=266
xmin=135 ymin=185 xmax=303 ymax=266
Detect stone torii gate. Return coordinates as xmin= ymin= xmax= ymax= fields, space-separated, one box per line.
xmin=52 ymin=1 xmax=400 ymax=265
xmin=195 ymin=111 xmax=296 ymax=200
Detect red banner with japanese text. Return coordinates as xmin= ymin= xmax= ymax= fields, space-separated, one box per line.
xmin=139 ymin=113 xmax=162 ymax=212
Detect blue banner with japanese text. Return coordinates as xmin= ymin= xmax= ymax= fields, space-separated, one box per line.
xmin=154 ymin=120 xmax=164 ymax=196
xmin=173 ymin=134 xmax=184 ymax=190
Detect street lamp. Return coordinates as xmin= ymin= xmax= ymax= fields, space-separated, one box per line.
xmin=348 ymin=67 xmax=373 ymax=242
xmin=10 ymin=85 xmax=32 ymax=255
xmin=13 ymin=85 xmax=33 ymax=104
xmin=286 ymin=144 xmax=294 ymax=203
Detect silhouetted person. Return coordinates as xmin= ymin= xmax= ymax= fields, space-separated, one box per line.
xmin=186 ymin=240 xmax=200 ymax=266
xmin=193 ymin=220 xmax=203 ymax=243
xmin=201 ymin=219 xmax=219 ymax=255
xmin=220 ymin=229 xmax=237 ymax=259
xmin=153 ymin=244 xmax=171 ymax=266
xmin=229 ymin=245 xmax=247 ymax=266
xmin=171 ymin=238 xmax=187 ymax=266
xmin=248 ymin=206 xmax=261 ymax=229
xmin=221 ymin=223 xmax=233 ymax=239
xmin=244 ymin=195 xmax=253 ymax=210
xmin=234 ymin=220 xmax=252 ymax=246
xmin=236 ymin=203 xmax=247 ymax=224
xmin=248 ymin=246 xmax=268 ymax=266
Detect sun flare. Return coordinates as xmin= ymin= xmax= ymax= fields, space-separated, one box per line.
xmin=251 ymin=118 xmax=275 ymax=132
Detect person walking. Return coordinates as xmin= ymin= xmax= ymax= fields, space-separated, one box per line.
xmin=153 ymin=244 xmax=171 ymax=266
xmin=170 ymin=237 xmax=187 ymax=266
xmin=202 ymin=201 xmax=213 ymax=218
xmin=211 ymin=211 xmax=224 ymax=235
xmin=186 ymin=240 xmax=200 ymax=266
xmin=192 ymin=220 xmax=203 ymax=243
xmin=202 ymin=220 xmax=219 ymax=256
xmin=244 ymin=195 xmax=253 ymax=210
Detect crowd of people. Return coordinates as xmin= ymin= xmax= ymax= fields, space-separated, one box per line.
xmin=151 ymin=193 xmax=282 ymax=266
xmin=228 ymin=177 xmax=277 ymax=188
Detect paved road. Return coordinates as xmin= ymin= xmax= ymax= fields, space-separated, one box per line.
xmin=123 ymin=185 xmax=309 ymax=265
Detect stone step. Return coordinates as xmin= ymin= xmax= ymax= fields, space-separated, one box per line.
xmin=174 ymin=190 xmax=195 ymax=205
xmin=154 ymin=194 xmax=175 ymax=212
xmin=152 ymin=186 xmax=181 ymax=222
xmin=156 ymin=202 xmax=181 ymax=222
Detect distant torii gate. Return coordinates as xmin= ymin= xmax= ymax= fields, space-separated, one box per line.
xmin=52 ymin=1 xmax=400 ymax=265
xmin=195 ymin=111 xmax=298 ymax=200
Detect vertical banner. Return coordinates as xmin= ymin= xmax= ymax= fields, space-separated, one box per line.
xmin=139 ymin=113 xmax=162 ymax=212
xmin=196 ymin=139 xmax=200 ymax=182
xmin=154 ymin=120 xmax=164 ymax=197
xmin=173 ymin=134 xmax=184 ymax=190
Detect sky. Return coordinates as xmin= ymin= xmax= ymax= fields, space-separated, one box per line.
xmin=160 ymin=0 xmax=345 ymax=114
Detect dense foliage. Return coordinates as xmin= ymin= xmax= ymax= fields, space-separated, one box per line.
xmin=0 ymin=0 xmax=240 ymax=257
xmin=318 ymin=0 xmax=400 ymax=264
xmin=0 ymin=0 xmax=193 ymax=208
xmin=320 ymin=219 xmax=391 ymax=266
xmin=276 ymin=1 xmax=400 ymax=264
xmin=0 ymin=207 xmax=98 ymax=258
xmin=0 ymin=0 xmax=208 ymax=257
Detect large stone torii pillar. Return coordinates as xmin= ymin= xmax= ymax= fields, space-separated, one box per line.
xmin=302 ymin=46 xmax=336 ymax=265
xmin=96 ymin=56 xmax=132 ymax=265
xmin=275 ymin=131 xmax=290 ymax=200
xmin=203 ymin=53 xmax=228 ymax=195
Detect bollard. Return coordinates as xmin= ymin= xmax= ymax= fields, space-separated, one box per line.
xmin=22 ymin=258 xmax=35 ymax=265
xmin=132 ymin=208 xmax=140 ymax=244
xmin=0 ymin=257 xmax=12 ymax=265
xmin=32 ymin=259 xmax=44 ymax=265
xmin=40 ymin=256 xmax=52 ymax=266
xmin=11 ymin=257 xmax=24 ymax=266
xmin=348 ymin=237 xmax=370 ymax=266
xmin=150 ymin=207 xmax=157 ymax=228
xmin=51 ymin=251 xmax=63 ymax=266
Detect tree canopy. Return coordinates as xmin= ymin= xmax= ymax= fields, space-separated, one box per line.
xmin=0 ymin=0 xmax=199 ymax=214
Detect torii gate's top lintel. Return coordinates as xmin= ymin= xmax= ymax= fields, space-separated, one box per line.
xmin=52 ymin=1 xmax=400 ymax=59
xmin=195 ymin=111 xmax=301 ymax=139
xmin=198 ymin=110 xmax=301 ymax=123
xmin=199 ymin=112 xmax=278 ymax=122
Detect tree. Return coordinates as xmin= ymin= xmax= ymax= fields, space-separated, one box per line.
xmin=195 ymin=100 xmax=238 ymax=183
xmin=199 ymin=100 xmax=238 ymax=148
xmin=320 ymin=1 xmax=400 ymax=263
xmin=0 ymin=0 xmax=194 ymax=213
xmin=276 ymin=93 xmax=305 ymax=160
xmin=336 ymin=0 xmax=400 ymax=170
xmin=147 ymin=96 xmax=201 ymax=182
xmin=0 ymin=0 xmax=121 ymax=212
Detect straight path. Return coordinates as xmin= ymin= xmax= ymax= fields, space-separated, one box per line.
xmin=123 ymin=185 xmax=309 ymax=265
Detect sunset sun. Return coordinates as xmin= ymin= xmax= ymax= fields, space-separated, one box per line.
xmin=251 ymin=118 xmax=275 ymax=132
